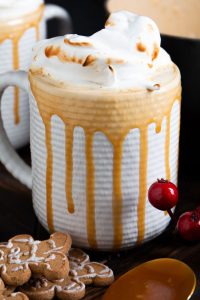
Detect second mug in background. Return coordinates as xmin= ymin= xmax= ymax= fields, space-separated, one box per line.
xmin=0 ymin=0 xmax=72 ymax=148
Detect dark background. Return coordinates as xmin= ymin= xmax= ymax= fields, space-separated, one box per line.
xmin=46 ymin=0 xmax=108 ymax=36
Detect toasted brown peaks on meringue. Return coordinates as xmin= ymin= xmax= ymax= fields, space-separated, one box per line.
xmin=64 ymin=37 xmax=93 ymax=48
xmin=45 ymin=45 xmax=84 ymax=65
xmin=30 ymin=11 xmax=174 ymax=89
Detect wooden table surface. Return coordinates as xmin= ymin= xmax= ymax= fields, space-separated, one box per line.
xmin=0 ymin=146 xmax=200 ymax=299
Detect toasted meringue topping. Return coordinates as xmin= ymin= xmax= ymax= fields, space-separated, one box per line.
xmin=30 ymin=11 xmax=174 ymax=89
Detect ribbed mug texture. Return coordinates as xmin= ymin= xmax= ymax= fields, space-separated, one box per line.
xmin=29 ymin=74 xmax=181 ymax=250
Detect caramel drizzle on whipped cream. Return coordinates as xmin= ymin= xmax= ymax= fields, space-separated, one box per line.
xmin=29 ymin=68 xmax=181 ymax=249
xmin=0 ymin=4 xmax=44 ymax=124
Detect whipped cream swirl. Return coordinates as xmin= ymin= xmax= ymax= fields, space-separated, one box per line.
xmin=31 ymin=11 xmax=174 ymax=89
xmin=0 ymin=0 xmax=43 ymax=21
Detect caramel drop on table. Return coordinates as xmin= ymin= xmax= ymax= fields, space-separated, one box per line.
xmin=103 ymin=259 xmax=196 ymax=300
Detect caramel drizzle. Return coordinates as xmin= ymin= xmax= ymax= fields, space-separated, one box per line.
xmin=0 ymin=5 xmax=44 ymax=125
xmin=14 ymin=85 xmax=20 ymax=124
xmin=65 ymin=125 xmax=75 ymax=214
xmin=30 ymin=74 xmax=181 ymax=249
xmin=113 ymin=142 xmax=123 ymax=248
xmin=12 ymin=38 xmax=20 ymax=124
xmin=45 ymin=119 xmax=54 ymax=232
xmin=137 ymin=127 xmax=148 ymax=244
xmin=165 ymin=114 xmax=171 ymax=180
xmin=85 ymin=131 xmax=96 ymax=248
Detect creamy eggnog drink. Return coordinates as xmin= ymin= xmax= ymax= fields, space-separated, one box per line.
xmin=0 ymin=0 xmax=70 ymax=148
xmin=0 ymin=11 xmax=181 ymax=250
xmin=108 ymin=0 xmax=200 ymax=38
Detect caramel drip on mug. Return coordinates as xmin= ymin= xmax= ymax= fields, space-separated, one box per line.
xmin=13 ymin=38 xmax=20 ymax=124
xmin=165 ymin=114 xmax=171 ymax=180
xmin=163 ymin=114 xmax=171 ymax=217
xmin=156 ymin=122 xmax=162 ymax=134
xmin=45 ymin=119 xmax=54 ymax=232
xmin=0 ymin=5 xmax=44 ymax=124
xmin=30 ymin=73 xmax=181 ymax=249
xmin=85 ymin=131 xmax=96 ymax=248
xmin=113 ymin=142 xmax=123 ymax=248
xmin=65 ymin=125 xmax=75 ymax=214
xmin=137 ymin=126 xmax=148 ymax=244
xmin=14 ymin=86 xmax=20 ymax=124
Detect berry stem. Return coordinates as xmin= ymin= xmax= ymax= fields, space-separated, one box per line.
xmin=167 ymin=209 xmax=176 ymax=223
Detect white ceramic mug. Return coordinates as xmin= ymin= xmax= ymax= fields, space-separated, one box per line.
xmin=0 ymin=65 xmax=181 ymax=251
xmin=0 ymin=2 xmax=72 ymax=149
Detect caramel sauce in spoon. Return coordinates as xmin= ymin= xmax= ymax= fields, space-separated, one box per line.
xmin=103 ymin=259 xmax=196 ymax=300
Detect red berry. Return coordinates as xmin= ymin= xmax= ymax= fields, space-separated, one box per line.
xmin=177 ymin=207 xmax=200 ymax=241
xmin=148 ymin=179 xmax=178 ymax=211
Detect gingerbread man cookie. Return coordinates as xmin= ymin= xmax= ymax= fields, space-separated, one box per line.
xmin=68 ymin=249 xmax=114 ymax=286
xmin=0 ymin=232 xmax=71 ymax=286
xmin=0 ymin=278 xmax=28 ymax=300
xmin=20 ymin=276 xmax=85 ymax=300
xmin=68 ymin=249 xmax=90 ymax=268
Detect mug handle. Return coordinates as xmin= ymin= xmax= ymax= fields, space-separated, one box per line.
xmin=0 ymin=71 xmax=32 ymax=189
xmin=44 ymin=4 xmax=73 ymax=34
